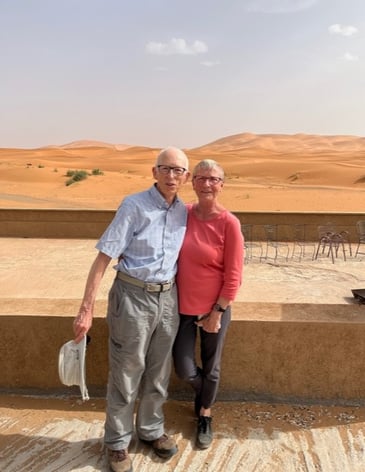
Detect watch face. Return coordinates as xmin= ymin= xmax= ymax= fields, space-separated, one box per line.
xmin=214 ymin=303 xmax=225 ymax=312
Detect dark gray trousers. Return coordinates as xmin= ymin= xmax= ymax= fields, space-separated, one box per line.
xmin=173 ymin=308 xmax=231 ymax=409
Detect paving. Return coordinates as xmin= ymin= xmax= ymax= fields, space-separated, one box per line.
xmin=3 ymin=394 xmax=365 ymax=472
xmin=1 ymin=237 xmax=364 ymax=305
xmin=1 ymin=238 xmax=365 ymax=471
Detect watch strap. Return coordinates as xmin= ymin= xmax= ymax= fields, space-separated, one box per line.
xmin=213 ymin=303 xmax=226 ymax=313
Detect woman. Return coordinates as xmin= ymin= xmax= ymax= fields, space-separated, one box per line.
xmin=173 ymin=159 xmax=244 ymax=449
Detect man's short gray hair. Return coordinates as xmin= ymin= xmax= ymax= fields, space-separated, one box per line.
xmin=155 ymin=146 xmax=189 ymax=169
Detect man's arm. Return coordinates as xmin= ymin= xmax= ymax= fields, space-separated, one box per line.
xmin=73 ymin=251 xmax=112 ymax=343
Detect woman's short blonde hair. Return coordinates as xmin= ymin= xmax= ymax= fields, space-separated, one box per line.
xmin=192 ymin=159 xmax=224 ymax=180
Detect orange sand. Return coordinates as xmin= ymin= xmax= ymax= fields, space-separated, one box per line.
xmin=1 ymin=133 xmax=364 ymax=212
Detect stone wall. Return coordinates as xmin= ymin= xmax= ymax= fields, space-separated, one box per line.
xmin=1 ymin=208 xmax=364 ymax=241
xmin=2 ymin=300 xmax=365 ymax=405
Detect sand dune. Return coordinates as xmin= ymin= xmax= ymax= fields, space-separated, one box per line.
xmin=0 ymin=133 xmax=364 ymax=211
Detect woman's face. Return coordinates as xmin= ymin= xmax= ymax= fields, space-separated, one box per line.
xmin=192 ymin=167 xmax=224 ymax=201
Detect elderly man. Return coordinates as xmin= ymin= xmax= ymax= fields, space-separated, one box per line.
xmin=73 ymin=147 xmax=190 ymax=472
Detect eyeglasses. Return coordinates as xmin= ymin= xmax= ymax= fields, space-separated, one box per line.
xmin=157 ymin=165 xmax=187 ymax=176
xmin=193 ymin=176 xmax=223 ymax=185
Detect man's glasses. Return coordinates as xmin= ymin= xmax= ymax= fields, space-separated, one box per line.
xmin=193 ymin=176 xmax=223 ymax=185
xmin=157 ymin=165 xmax=187 ymax=176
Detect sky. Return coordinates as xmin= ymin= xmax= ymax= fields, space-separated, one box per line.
xmin=1 ymin=0 xmax=365 ymax=149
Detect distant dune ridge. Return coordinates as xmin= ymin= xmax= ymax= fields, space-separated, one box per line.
xmin=0 ymin=132 xmax=364 ymax=212
xmin=196 ymin=132 xmax=365 ymax=153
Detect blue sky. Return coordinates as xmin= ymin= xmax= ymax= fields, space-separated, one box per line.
xmin=1 ymin=0 xmax=364 ymax=149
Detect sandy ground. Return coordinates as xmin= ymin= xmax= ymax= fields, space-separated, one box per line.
xmin=2 ymin=395 xmax=365 ymax=472
xmin=0 ymin=133 xmax=365 ymax=212
xmin=1 ymin=238 xmax=364 ymax=306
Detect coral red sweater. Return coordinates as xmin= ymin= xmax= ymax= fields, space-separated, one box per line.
xmin=177 ymin=204 xmax=244 ymax=315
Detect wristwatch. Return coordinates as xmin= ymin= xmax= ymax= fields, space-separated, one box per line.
xmin=213 ymin=303 xmax=226 ymax=313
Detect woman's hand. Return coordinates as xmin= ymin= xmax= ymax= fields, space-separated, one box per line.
xmin=195 ymin=312 xmax=222 ymax=333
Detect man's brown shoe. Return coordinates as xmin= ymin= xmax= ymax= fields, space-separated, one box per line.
xmin=108 ymin=448 xmax=133 ymax=472
xmin=142 ymin=433 xmax=178 ymax=459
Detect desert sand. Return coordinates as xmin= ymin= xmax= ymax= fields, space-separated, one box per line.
xmin=1 ymin=132 xmax=365 ymax=212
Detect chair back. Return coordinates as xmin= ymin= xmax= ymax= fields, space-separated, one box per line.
xmin=241 ymin=224 xmax=252 ymax=241
xmin=263 ymin=224 xmax=278 ymax=242
xmin=293 ymin=224 xmax=305 ymax=242
xmin=357 ymin=221 xmax=365 ymax=242
xmin=317 ymin=224 xmax=336 ymax=239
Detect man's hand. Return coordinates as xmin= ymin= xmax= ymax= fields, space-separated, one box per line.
xmin=73 ymin=307 xmax=93 ymax=343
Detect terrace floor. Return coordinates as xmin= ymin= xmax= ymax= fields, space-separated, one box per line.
xmin=1 ymin=237 xmax=365 ymax=471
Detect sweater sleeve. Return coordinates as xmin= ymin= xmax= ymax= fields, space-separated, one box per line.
xmin=220 ymin=214 xmax=244 ymax=301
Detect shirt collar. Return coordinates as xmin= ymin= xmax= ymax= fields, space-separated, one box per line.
xmin=149 ymin=183 xmax=183 ymax=209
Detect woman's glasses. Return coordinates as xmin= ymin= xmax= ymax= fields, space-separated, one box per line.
xmin=193 ymin=176 xmax=223 ymax=185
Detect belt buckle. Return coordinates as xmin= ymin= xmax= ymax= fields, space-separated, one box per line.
xmin=145 ymin=281 xmax=172 ymax=292
xmin=146 ymin=283 xmax=159 ymax=292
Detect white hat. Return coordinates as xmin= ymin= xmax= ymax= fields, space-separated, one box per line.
xmin=58 ymin=335 xmax=89 ymax=401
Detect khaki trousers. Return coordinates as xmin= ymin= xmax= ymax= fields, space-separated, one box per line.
xmin=104 ymin=276 xmax=179 ymax=450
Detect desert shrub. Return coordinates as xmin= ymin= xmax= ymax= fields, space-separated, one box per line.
xmin=65 ymin=169 xmax=88 ymax=186
xmin=288 ymin=173 xmax=300 ymax=182
xmin=64 ymin=168 xmax=102 ymax=186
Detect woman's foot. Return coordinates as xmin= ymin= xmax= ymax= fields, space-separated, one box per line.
xmin=196 ymin=416 xmax=213 ymax=449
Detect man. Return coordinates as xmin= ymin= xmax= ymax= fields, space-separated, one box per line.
xmin=73 ymin=146 xmax=190 ymax=472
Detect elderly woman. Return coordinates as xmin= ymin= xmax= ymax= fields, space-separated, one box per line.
xmin=173 ymin=159 xmax=244 ymax=449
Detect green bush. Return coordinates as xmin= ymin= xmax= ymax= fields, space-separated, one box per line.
xmin=91 ymin=168 xmax=104 ymax=175
xmin=65 ymin=169 xmax=88 ymax=186
xmin=64 ymin=168 xmax=103 ymax=186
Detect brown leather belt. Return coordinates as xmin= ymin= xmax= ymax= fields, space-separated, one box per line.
xmin=117 ymin=271 xmax=175 ymax=293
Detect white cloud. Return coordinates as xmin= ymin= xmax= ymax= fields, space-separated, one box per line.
xmin=244 ymin=0 xmax=318 ymax=13
xmin=343 ymin=52 xmax=359 ymax=61
xmin=329 ymin=24 xmax=358 ymax=36
xmin=145 ymin=38 xmax=208 ymax=56
xmin=200 ymin=60 xmax=221 ymax=67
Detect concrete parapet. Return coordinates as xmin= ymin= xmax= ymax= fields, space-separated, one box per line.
xmin=1 ymin=208 xmax=364 ymax=241
xmin=1 ymin=232 xmax=365 ymax=405
xmin=0 ymin=209 xmax=113 ymax=239
xmin=2 ymin=299 xmax=365 ymax=405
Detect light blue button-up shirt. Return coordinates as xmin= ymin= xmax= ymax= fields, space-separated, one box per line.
xmin=96 ymin=184 xmax=187 ymax=283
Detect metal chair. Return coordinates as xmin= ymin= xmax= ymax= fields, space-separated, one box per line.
xmin=291 ymin=224 xmax=316 ymax=261
xmin=355 ymin=220 xmax=365 ymax=257
xmin=340 ymin=230 xmax=352 ymax=257
xmin=241 ymin=224 xmax=262 ymax=263
xmin=261 ymin=224 xmax=290 ymax=263
xmin=314 ymin=224 xmax=347 ymax=263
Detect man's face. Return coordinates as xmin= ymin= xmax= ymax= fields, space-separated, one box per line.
xmin=153 ymin=153 xmax=190 ymax=202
